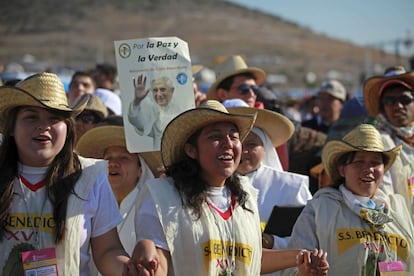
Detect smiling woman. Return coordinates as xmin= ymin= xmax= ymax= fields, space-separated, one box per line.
xmin=14 ymin=107 xmax=68 ymax=167
xmin=75 ymin=124 xmax=158 ymax=275
xmin=133 ymin=100 xmax=329 ymax=275
xmin=283 ymin=124 xmax=414 ymax=275
xmin=0 ymin=72 xmax=140 ymax=275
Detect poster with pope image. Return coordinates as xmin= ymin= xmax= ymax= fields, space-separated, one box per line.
xmin=114 ymin=36 xmax=195 ymax=153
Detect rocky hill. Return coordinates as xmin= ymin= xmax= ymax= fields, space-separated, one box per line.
xmin=0 ymin=0 xmax=408 ymax=93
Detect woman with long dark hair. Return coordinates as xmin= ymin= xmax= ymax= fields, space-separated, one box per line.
xmin=134 ymin=100 xmax=328 ymax=275
xmin=0 ymin=72 xmax=138 ymax=275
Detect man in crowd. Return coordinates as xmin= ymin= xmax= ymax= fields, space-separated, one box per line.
xmin=206 ymin=55 xmax=265 ymax=108
xmin=67 ymin=71 xmax=96 ymax=106
xmin=364 ymin=65 xmax=414 ymax=218
xmin=302 ymin=79 xmax=347 ymax=134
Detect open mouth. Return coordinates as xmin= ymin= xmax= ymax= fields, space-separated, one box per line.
xmin=218 ymin=154 xmax=233 ymax=161
xmin=360 ymin=176 xmax=375 ymax=184
xmin=109 ymin=171 xmax=121 ymax=176
xmin=33 ymin=135 xmax=51 ymax=142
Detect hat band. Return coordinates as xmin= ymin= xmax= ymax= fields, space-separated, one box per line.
xmin=341 ymin=140 xmax=384 ymax=153
xmin=384 ymin=68 xmax=407 ymax=77
xmin=379 ymin=79 xmax=413 ymax=96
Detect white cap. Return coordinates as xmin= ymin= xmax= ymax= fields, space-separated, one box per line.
xmin=94 ymin=88 xmax=122 ymax=115
xmin=318 ymin=80 xmax=346 ymax=101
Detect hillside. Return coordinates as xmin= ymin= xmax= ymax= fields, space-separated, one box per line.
xmin=0 ymin=0 xmax=408 ymax=92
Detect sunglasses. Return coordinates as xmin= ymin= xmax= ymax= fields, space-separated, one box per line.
xmin=76 ymin=113 xmax=101 ymax=124
xmin=381 ymin=95 xmax=414 ymax=106
xmin=236 ymin=84 xmax=260 ymax=95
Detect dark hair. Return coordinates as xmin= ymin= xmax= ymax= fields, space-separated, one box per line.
xmin=166 ymin=128 xmax=251 ymax=219
xmin=69 ymin=71 xmax=96 ymax=88
xmin=3 ymin=79 xmax=22 ymax=86
xmin=96 ymin=115 xmax=124 ymax=126
xmin=0 ymin=108 xmax=82 ymax=243
xmin=95 ymin=63 xmax=117 ymax=78
xmin=217 ymin=72 xmax=257 ymax=91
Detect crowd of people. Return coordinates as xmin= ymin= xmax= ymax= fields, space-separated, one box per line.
xmin=0 ymin=54 xmax=413 ymax=275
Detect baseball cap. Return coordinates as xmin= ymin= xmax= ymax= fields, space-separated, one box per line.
xmin=318 ymin=80 xmax=346 ymax=102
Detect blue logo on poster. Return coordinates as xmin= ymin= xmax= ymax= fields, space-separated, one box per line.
xmin=176 ymin=73 xmax=188 ymax=85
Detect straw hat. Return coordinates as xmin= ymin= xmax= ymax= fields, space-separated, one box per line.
xmin=140 ymin=151 xmax=163 ymax=178
xmin=76 ymin=125 xmax=125 ymax=159
xmin=206 ymin=55 xmax=266 ymax=101
xmin=322 ymin=124 xmax=401 ymax=183
xmin=161 ymin=100 xmax=257 ymax=167
xmin=75 ymin=125 xmax=161 ymax=176
xmin=0 ymin=72 xmax=88 ymax=131
xmin=83 ymin=94 xmax=109 ymax=119
xmin=192 ymin=64 xmax=204 ymax=75
xmin=363 ymin=66 xmax=414 ymax=118
xmin=228 ymin=107 xmax=294 ymax=147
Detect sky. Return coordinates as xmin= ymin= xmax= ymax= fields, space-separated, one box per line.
xmin=227 ymin=0 xmax=414 ymax=56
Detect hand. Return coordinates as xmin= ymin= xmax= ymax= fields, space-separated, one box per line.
xmin=130 ymin=240 xmax=159 ymax=276
xmin=297 ymin=249 xmax=329 ymax=276
xmin=123 ymin=259 xmax=158 ymax=276
xmin=156 ymin=166 xmax=167 ymax=178
xmin=133 ymin=74 xmax=150 ymax=101
xmin=194 ymin=90 xmax=207 ymax=107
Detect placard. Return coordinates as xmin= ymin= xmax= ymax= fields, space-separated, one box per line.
xmin=114 ymin=37 xmax=195 ymax=152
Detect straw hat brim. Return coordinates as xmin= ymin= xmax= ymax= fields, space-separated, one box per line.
xmin=161 ymin=106 xmax=257 ymax=167
xmin=363 ymin=71 xmax=414 ymax=117
xmin=83 ymin=94 xmax=109 ymax=119
xmin=76 ymin=125 xmax=162 ymax=176
xmin=322 ymin=140 xmax=401 ymax=183
xmin=192 ymin=64 xmax=204 ymax=75
xmin=206 ymin=68 xmax=266 ymax=101
xmin=76 ymin=125 xmax=126 ymax=159
xmin=140 ymin=151 xmax=163 ymax=178
xmin=310 ymin=163 xmax=324 ymax=179
xmin=0 ymin=86 xmax=88 ymax=132
xmin=228 ymin=107 xmax=294 ymax=147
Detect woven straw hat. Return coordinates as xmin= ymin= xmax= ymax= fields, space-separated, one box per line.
xmin=206 ymin=55 xmax=266 ymax=101
xmin=0 ymin=72 xmax=88 ymax=131
xmin=83 ymin=94 xmax=109 ymax=119
xmin=161 ymin=100 xmax=257 ymax=167
xmin=322 ymin=124 xmax=401 ymax=183
xmin=364 ymin=66 xmax=414 ymax=117
xmin=76 ymin=125 xmax=125 ymax=159
xmin=228 ymin=107 xmax=294 ymax=147
xmin=75 ymin=125 xmax=162 ymax=176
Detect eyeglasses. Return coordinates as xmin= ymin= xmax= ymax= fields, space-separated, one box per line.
xmin=236 ymin=84 xmax=260 ymax=95
xmin=381 ymin=95 xmax=414 ymax=106
xmin=75 ymin=113 xmax=100 ymax=124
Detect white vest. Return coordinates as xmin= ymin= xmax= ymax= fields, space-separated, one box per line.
xmin=145 ymin=177 xmax=262 ymax=275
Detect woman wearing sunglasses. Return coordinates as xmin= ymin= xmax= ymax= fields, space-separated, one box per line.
xmin=363 ymin=65 xmax=414 ymax=220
